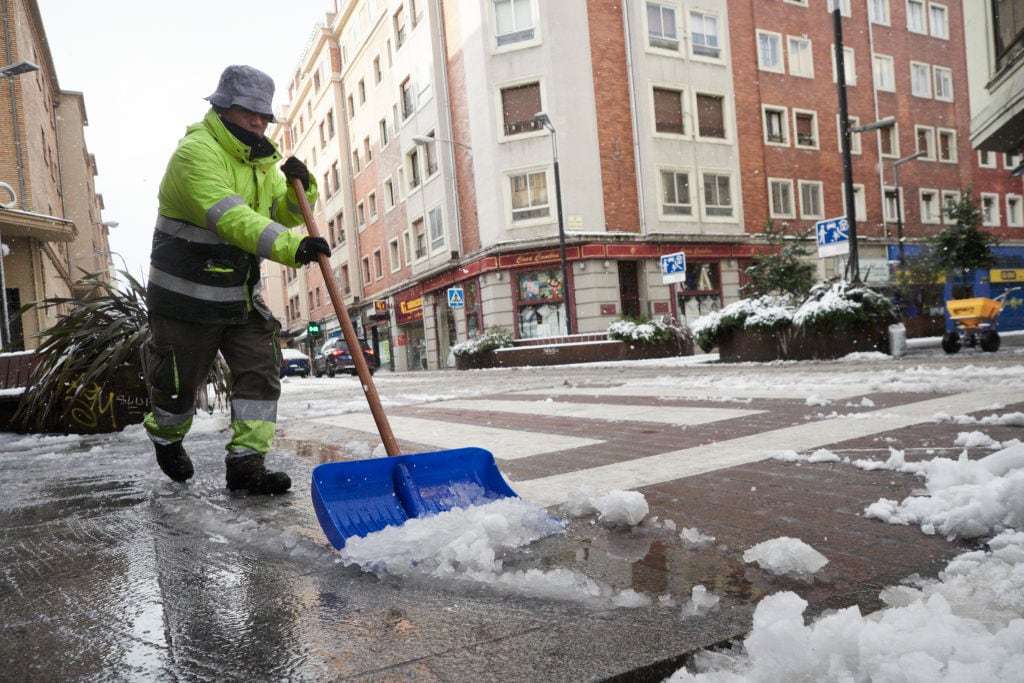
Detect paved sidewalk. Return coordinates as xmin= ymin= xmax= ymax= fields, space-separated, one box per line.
xmin=2 ymin=350 xmax=1021 ymax=680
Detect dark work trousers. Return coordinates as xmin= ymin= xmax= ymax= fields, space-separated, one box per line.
xmin=142 ymin=312 xmax=282 ymax=458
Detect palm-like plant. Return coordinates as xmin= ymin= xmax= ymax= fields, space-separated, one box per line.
xmin=13 ymin=269 xmax=227 ymax=433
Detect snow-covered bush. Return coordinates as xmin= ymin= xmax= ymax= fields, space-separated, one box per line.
xmin=451 ymin=326 xmax=515 ymax=358
xmin=606 ymin=316 xmax=685 ymax=346
xmin=691 ymin=282 xmax=897 ymax=353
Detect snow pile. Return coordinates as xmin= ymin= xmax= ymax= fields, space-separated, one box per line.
xmin=742 ymin=537 xmax=828 ymax=578
xmin=339 ymin=495 xmax=652 ymax=608
xmin=681 ymin=585 xmax=721 ymax=619
xmin=670 ymin=530 xmax=1024 ymax=682
xmin=772 ymin=448 xmax=840 ymax=464
xmin=679 ymin=527 xmax=717 ymax=547
xmin=564 ymin=486 xmax=650 ymax=527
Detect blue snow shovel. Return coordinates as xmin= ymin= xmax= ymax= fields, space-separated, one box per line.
xmin=290 ymin=179 xmax=519 ymax=549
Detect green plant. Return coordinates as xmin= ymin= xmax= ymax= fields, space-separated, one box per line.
xmin=741 ymin=220 xmax=816 ymax=299
xmin=929 ymin=190 xmax=999 ymax=296
xmin=451 ymin=326 xmax=515 ymax=357
xmin=607 ymin=316 xmax=684 ymax=346
xmin=14 ymin=269 xmax=228 ymax=432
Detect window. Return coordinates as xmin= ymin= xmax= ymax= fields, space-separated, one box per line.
xmin=517 ymin=269 xmax=568 ymax=338
xmin=883 ymin=187 xmax=900 ymax=222
xmin=788 ymin=36 xmax=814 ymax=77
xmin=336 ymin=212 xmax=346 ymax=244
xmin=843 ymin=115 xmax=863 ymax=154
xmin=1007 ymin=195 xmax=1023 ymax=228
xmin=832 ymin=46 xmax=856 ymax=85
xmin=413 ymin=218 xmax=427 ymax=258
xmin=979 ymin=150 xmax=996 ymax=168
xmin=794 ymin=110 xmax=818 ymax=148
xmin=994 ymin=0 xmax=1024 ymax=70
xmin=653 ymin=87 xmax=686 ymax=134
xmin=769 ymin=179 xmax=795 ymax=218
xmin=341 ymin=265 xmax=350 ymax=294
xmin=828 ymin=0 xmax=851 ymax=16
xmin=941 ymin=191 xmax=960 ymax=224
xmin=389 ymin=239 xmax=402 ymax=271
xmin=331 ymin=162 xmax=340 ymax=193
xmin=347 ymin=94 xmax=355 ymax=119
xmin=843 ymin=183 xmax=868 ymax=221
xmin=696 ymin=93 xmax=726 ymax=139
xmin=400 ymin=78 xmax=414 ymax=119
xmin=869 ymin=0 xmax=890 ymax=24
xmin=373 ymin=249 xmax=384 ymax=280
xmin=373 ymin=56 xmax=382 ymax=84
xmin=493 ymin=0 xmax=535 ymax=47
xmin=702 ymin=172 xmax=733 ymax=217
xmin=873 ymin=54 xmax=895 ymax=91
xmin=358 ymin=78 xmax=366 ymax=104
xmin=362 ymin=256 xmax=372 ymax=284
xmin=429 ymin=207 xmax=445 ymax=249
xmin=647 ymin=3 xmax=678 ymax=51
xmin=501 ymin=81 xmax=542 ymax=136
xmin=322 ymin=172 xmax=331 ymax=198
xmin=764 ymin=106 xmax=788 ymax=144
xmin=1005 ymin=153 xmax=1023 ymax=170
xmin=423 ymin=134 xmax=439 ymax=175
xmin=915 ymin=125 xmax=935 ymax=160
xmin=933 ymin=66 xmax=953 ymax=101
xmin=379 ymin=118 xmax=390 ymax=148
xmin=757 ymin=31 xmax=783 ymax=72
xmin=368 ymin=191 xmax=378 ymax=221
xmin=407 ymin=149 xmax=421 ymax=190
xmin=911 ymin=62 xmax=931 ymax=98
xmin=937 ymin=128 xmax=956 ymax=162
xmin=879 ymin=124 xmax=898 ymax=157
xmin=509 ymin=170 xmax=550 ymax=222
xmin=384 ymin=178 xmax=395 ymax=211
xmin=394 ymin=6 xmax=408 ymax=48
xmin=907 ymin=0 xmax=926 ymax=33
xmin=660 ymin=169 xmax=692 ymax=215
xmin=364 ymin=136 xmax=373 ymax=164
xmin=356 ymin=201 xmax=366 ymax=228
xmin=981 ymin=193 xmax=1000 ymax=226
xmin=690 ymin=11 xmax=720 ymax=59
xmin=352 ymin=150 xmax=361 ymax=174
xmin=799 ymin=181 xmax=824 ymax=219
xmin=319 ymin=122 xmax=327 ymax=149
xmin=929 ymin=3 xmax=948 ymax=39
xmin=920 ymin=189 xmax=940 ymax=224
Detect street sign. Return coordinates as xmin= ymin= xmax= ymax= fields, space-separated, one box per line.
xmin=447 ymin=287 xmax=465 ymax=308
xmin=660 ymin=251 xmax=687 ymax=284
xmin=816 ymin=216 xmax=850 ymax=257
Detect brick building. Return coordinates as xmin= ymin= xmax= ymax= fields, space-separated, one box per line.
xmin=1 ymin=0 xmax=113 ymax=351
xmin=263 ymin=0 xmax=1023 ymax=371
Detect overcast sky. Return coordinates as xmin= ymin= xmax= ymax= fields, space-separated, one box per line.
xmin=36 ymin=0 xmax=333 ymax=281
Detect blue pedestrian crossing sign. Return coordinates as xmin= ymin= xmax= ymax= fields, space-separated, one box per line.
xmin=660 ymin=251 xmax=687 ymax=284
xmin=447 ymin=287 xmax=465 ymax=308
xmin=815 ymin=216 xmax=850 ymax=257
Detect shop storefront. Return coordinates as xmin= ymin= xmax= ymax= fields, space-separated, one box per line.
xmin=394 ymin=286 xmax=426 ymax=371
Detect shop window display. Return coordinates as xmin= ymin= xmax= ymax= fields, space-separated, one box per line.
xmin=516 ymin=268 xmax=567 ymax=338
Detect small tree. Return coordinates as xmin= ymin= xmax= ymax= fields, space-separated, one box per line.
xmin=929 ymin=191 xmax=999 ymax=298
xmin=741 ymin=220 xmax=816 ymax=300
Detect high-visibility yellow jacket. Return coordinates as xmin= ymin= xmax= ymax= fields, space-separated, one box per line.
xmin=147 ymin=109 xmax=317 ymax=323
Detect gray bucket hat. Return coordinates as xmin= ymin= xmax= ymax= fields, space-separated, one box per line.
xmin=205 ymin=65 xmax=276 ymax=122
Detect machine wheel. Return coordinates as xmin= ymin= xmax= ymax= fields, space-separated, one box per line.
xmin=980 ymin=330 xmax=1001 ymax=352
xmin=941 ymin=332 xmax=961 ymax=354
xmin=327 ymin=366 xmax=336 ymax=378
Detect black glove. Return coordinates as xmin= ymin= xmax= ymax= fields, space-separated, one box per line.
xmin=295 ymin=237 xmax=331 ymax=265
xmin=281 ymin=156 xmax=310 ymax=190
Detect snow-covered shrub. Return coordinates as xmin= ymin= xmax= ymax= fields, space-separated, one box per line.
xmin=451 ymin=326 xmax=515 ymax=358
xmin=606 ymin=316 xmax=685 ymax=346
xmin=691 ymin=282 xmax=897 ymax=353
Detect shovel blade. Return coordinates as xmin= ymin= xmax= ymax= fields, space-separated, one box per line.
xmin=311 ymin=446 xmax=518 ymax=549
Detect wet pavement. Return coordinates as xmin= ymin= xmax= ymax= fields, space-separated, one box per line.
xmin=2 ymin=337 xmax=1023 ymax=681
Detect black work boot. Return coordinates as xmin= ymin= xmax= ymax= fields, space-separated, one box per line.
xmin=154 ymin=440 xmax=194 ymax=482
xmin=225 ymin=453 xmax=291 ymax=495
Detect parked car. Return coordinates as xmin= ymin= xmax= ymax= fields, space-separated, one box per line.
xmin=313 ymin=337 xmax=375 ymax=377
xmin=279 ymin=347 xmax=311 ymax=378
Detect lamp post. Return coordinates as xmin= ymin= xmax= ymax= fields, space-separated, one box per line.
xmin=1 ymin=59 xmax=40 ymax=350
xmin=411 ymin=134 xmax=473 ymax=156
xmin=892 ymin=151 xmax=926 ymax=267
xmin=533 ymin=111 xmax=572 ymax=335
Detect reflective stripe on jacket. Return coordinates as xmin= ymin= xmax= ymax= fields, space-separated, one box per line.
xmin=147 ymin=109 xmax=317 ymax=323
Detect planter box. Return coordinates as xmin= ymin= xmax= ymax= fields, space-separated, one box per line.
xmin=717 ymin=323 xmax=891 ymax=363
xmin=34 ymin=367 xmax=150 ymax=435
xmin=455 ymin=335 xmax=693 ymax=370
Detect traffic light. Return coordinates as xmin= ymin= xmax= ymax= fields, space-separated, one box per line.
xmin=307 ymin=320 xmax=321 ymax=337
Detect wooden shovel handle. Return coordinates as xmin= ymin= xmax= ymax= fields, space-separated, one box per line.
xmin=290 ymin=177 xmax=401 ymax=456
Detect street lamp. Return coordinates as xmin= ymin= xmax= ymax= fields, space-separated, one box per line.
xmin=1 ymin=59 xmax=40 ymax=350
xmin=411 ymin=134 xmax=473 ymax=155
xmin=893 ymin=151 xmax=926 ymax=267
xmin=533 ymin=111 xmax=572 ymax=335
